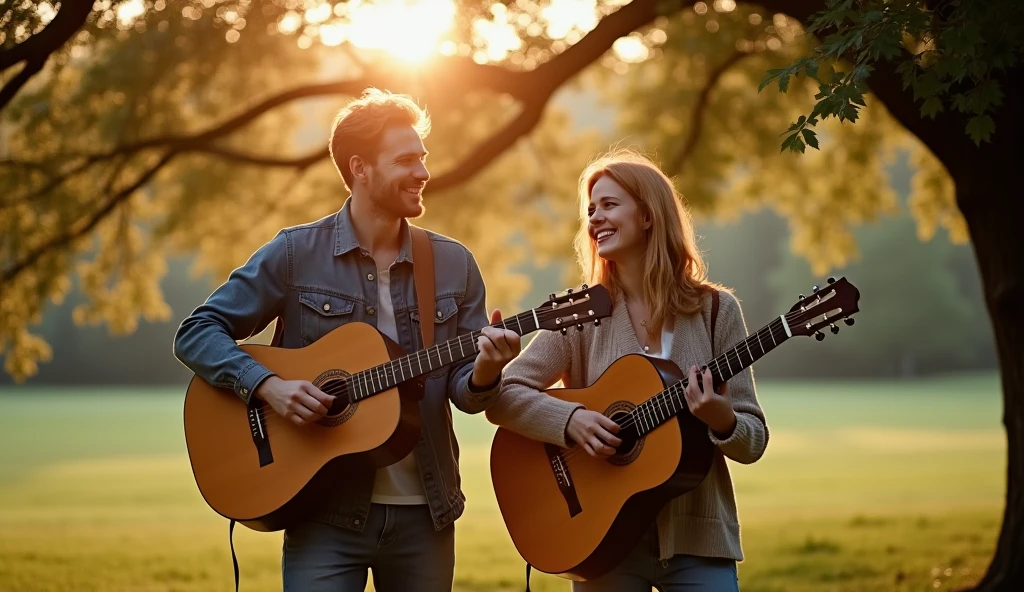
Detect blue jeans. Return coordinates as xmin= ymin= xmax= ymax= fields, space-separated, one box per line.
xmin=571 ymin=529 xmax=739 ymax=592
xmin=282 ymin=504 xmax=455 ymax=592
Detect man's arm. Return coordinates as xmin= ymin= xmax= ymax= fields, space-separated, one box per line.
xmin=173 ymin=231 xmax=289 ymax=404
xmin=447 ymin=249 xmax=519 ymax=414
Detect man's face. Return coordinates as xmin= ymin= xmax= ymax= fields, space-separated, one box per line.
xmin=365 ymin=125 xmax=430 ymax=219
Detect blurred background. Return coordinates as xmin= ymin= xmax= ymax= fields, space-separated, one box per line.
xmin=1 ymin=1 xmax=1012 ymax=591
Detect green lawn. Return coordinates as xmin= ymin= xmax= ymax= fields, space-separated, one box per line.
xmin=0 ymin=373 xmax=1006 ymax=591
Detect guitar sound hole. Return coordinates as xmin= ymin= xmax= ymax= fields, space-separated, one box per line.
xmin=604 ymin=404 xmax=644 ymax=466
xmin=315 ymin=370 xmax=358 ymax=427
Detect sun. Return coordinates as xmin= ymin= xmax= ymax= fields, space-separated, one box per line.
xmin=286 ymin=0 xmax=458 ymax=63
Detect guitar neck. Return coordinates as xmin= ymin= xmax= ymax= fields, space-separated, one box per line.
xmin=622 ymin=313 xmax=796 ymax=438
xmin=349 ymin=309 xmax=543 ymax=401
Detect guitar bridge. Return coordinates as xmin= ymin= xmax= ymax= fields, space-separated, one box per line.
xmin=545 ymin=443 xmax=582 ymax=517
xmin=248 ymin=401 xmax=274 ymax=467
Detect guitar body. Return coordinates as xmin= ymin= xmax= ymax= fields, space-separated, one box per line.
xmin=183 ymin=322 xmax=423 ymax=532
xmin=490 ymin=354 xmax=716 ymax=580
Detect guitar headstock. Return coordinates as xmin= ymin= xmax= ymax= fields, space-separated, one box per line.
xmin=535 ymin=284 xmax=613 ymax=335
xmin=788 ymin=277 xmax=861 ymax=341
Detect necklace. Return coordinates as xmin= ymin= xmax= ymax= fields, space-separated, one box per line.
xmin=640 ymin=319 xmax=651 ymax=353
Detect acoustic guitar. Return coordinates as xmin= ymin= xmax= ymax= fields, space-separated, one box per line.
xmin=489 ymin=278 xmax=860 ymax=580
xmin=184 ymin=284 xmax=612 ymax=532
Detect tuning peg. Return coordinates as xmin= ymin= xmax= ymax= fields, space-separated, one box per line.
xmin=560 ymin=327 xmax=567 ymax=335
xmin=798 ymin=294 xmax=805 ymax=300
xmin=812 ymin=285 xmax=820 ymax=293
xmin=594 ymin=319 xmax=601 ymax=326
xmin=566 ymin=288 xmax=573 ymax=294
xmin=827 ymin=277 xmax=836 ymax=284
xmin=830 ymin=323 xmax=839 ymax=334
xmin=581 ymin=283 xmax=588 ymax=290
xmin=814 ymin=331 xmax=825 ymax=341
xmin=844 ymin=318 xmax=855 ymax=326
xmin=548 ymin=293 xmax=556 ymax=302
xmin=576 ymin=323 xmax=583 ymax=332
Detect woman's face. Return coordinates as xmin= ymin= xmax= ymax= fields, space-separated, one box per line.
xmin=587 ymin=174 xmax=647 ymax=264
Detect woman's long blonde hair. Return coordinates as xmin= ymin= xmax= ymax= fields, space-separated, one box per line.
xmin=573 ymin=149 xmax=719 ymax=340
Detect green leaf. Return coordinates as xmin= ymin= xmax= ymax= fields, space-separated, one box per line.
xmin=781 ymin=132 xmax=807 ymax=154
xmin=759 ymin=69 xmax=786 ymax=93
xmin=804 ymin=61 xmax=819 ymax=82
xmin=921 ymin=97 xmax=944 ymax=119
xmin=801 ymin=128 xmax=820 ymax=150
xmin=778 ymin=74 xmax=792 ymax=93
xmin=966 ymin=115 xmax=995 ymax=145
xmin=972 ymin=79 xmax=1004 ymax=112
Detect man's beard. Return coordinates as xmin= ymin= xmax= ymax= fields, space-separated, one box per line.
xmin=369 ymin=171 xmax=423 ymax=218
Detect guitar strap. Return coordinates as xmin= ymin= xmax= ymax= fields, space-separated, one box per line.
xmin=520 ymin=290 xmax=720 ymax=592
xmin=410 ymin=226 xmax=436 ymax=348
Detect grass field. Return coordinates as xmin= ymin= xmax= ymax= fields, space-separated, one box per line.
xmin=0 ymin=373 xmax=1007 ymax=592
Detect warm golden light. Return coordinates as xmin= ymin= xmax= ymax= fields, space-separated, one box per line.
xmin=270 ymin=0 xmax=640 ymax=66
xmin=116 ymin=0 xmax=146 ymax=27
xmin=347 ymin=0 xmax=456 ymax=62
xmin=541 ymin=0 xmax=598 ymax=40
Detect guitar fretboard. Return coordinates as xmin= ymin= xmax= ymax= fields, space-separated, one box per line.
xmin=619 ymin=313 xmax=795 ymax=438
xmin=344 ymin=309 xmax=541 ymax=401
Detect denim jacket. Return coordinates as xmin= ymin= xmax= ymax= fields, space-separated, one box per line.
xmin=173 ymin=199 xmax=501 ymax=532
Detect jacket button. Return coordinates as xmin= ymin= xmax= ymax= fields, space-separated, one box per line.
xmin=367 ymin=307 xmax=376 ymax=315
xmin=353 ymin=519 xmax=361 ymax=525
xmin=436 ymin=310 xmax=442 ymax=318
xmin=323 ymin=303 xmax=331 ymax=312
xmin=367 ymin=273 xmax=375 ymax=281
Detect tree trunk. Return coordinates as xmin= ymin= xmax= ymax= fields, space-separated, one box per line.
xmin=954 ymin=65 xmax=1024 ymax=592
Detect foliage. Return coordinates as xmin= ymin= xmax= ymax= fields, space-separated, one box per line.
xmin=1 ymin=1 xmax=602 ymax=381
xmin=761 ymin=0 xmax=1024 ymax=151
xmin=2 ymin=0 xmax=998 ymax=382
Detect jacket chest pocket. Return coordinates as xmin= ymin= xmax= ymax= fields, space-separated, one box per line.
xmin=299 ymin=292 xmax=356 ymax=345
xmin=410 ymin=296 xmax=459 ymax=347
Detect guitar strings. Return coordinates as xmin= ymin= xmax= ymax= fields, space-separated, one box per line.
xmin=250 ymin=300 xmax=601 ymax=430
xmin=557 ymin=304 xmax=831 ymax=466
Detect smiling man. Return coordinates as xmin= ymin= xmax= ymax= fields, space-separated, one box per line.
xmin=173 ymin=88 xmax=521 ymax=591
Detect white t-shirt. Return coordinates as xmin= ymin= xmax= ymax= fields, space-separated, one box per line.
xmin=654 ymin=324 xmax=675 ymax=360
xmin=370 ymin=267 xmax=428 ymax=505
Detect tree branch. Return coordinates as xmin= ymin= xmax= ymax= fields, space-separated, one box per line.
xmin=426 ymin=98 xmax=549 ymax=194
xmin=1 ymin=151 xmax=177 ymax=284
xmin=12 ymin=0 xmax=855 ymax=287
xmin=18 ymin=0 xmax=676 ymax=168
xmin=0 ymin=1 xmax=92 ymax=73
xmin=189 ymin=145 xmax=330 ymax=170
xmin=169 ymin=96 xmax=550 ymax=194
xmin=0 ymin=57 xmax=44 ymax=111
xmin=672 ymin=50 xmax=752 ymax=173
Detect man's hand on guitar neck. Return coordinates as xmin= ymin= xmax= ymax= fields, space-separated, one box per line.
xmin=255 ymin=376 xmax=336 ymax=426
xmin=470 ymin=309 xmax=522 ymax=391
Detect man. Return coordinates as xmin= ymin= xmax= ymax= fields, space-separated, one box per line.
xmin=173 ymin=88 xmax=521 ymax=591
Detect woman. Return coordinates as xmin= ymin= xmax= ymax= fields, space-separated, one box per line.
xmin=485 ymin=149 xmax=768 ymax=591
